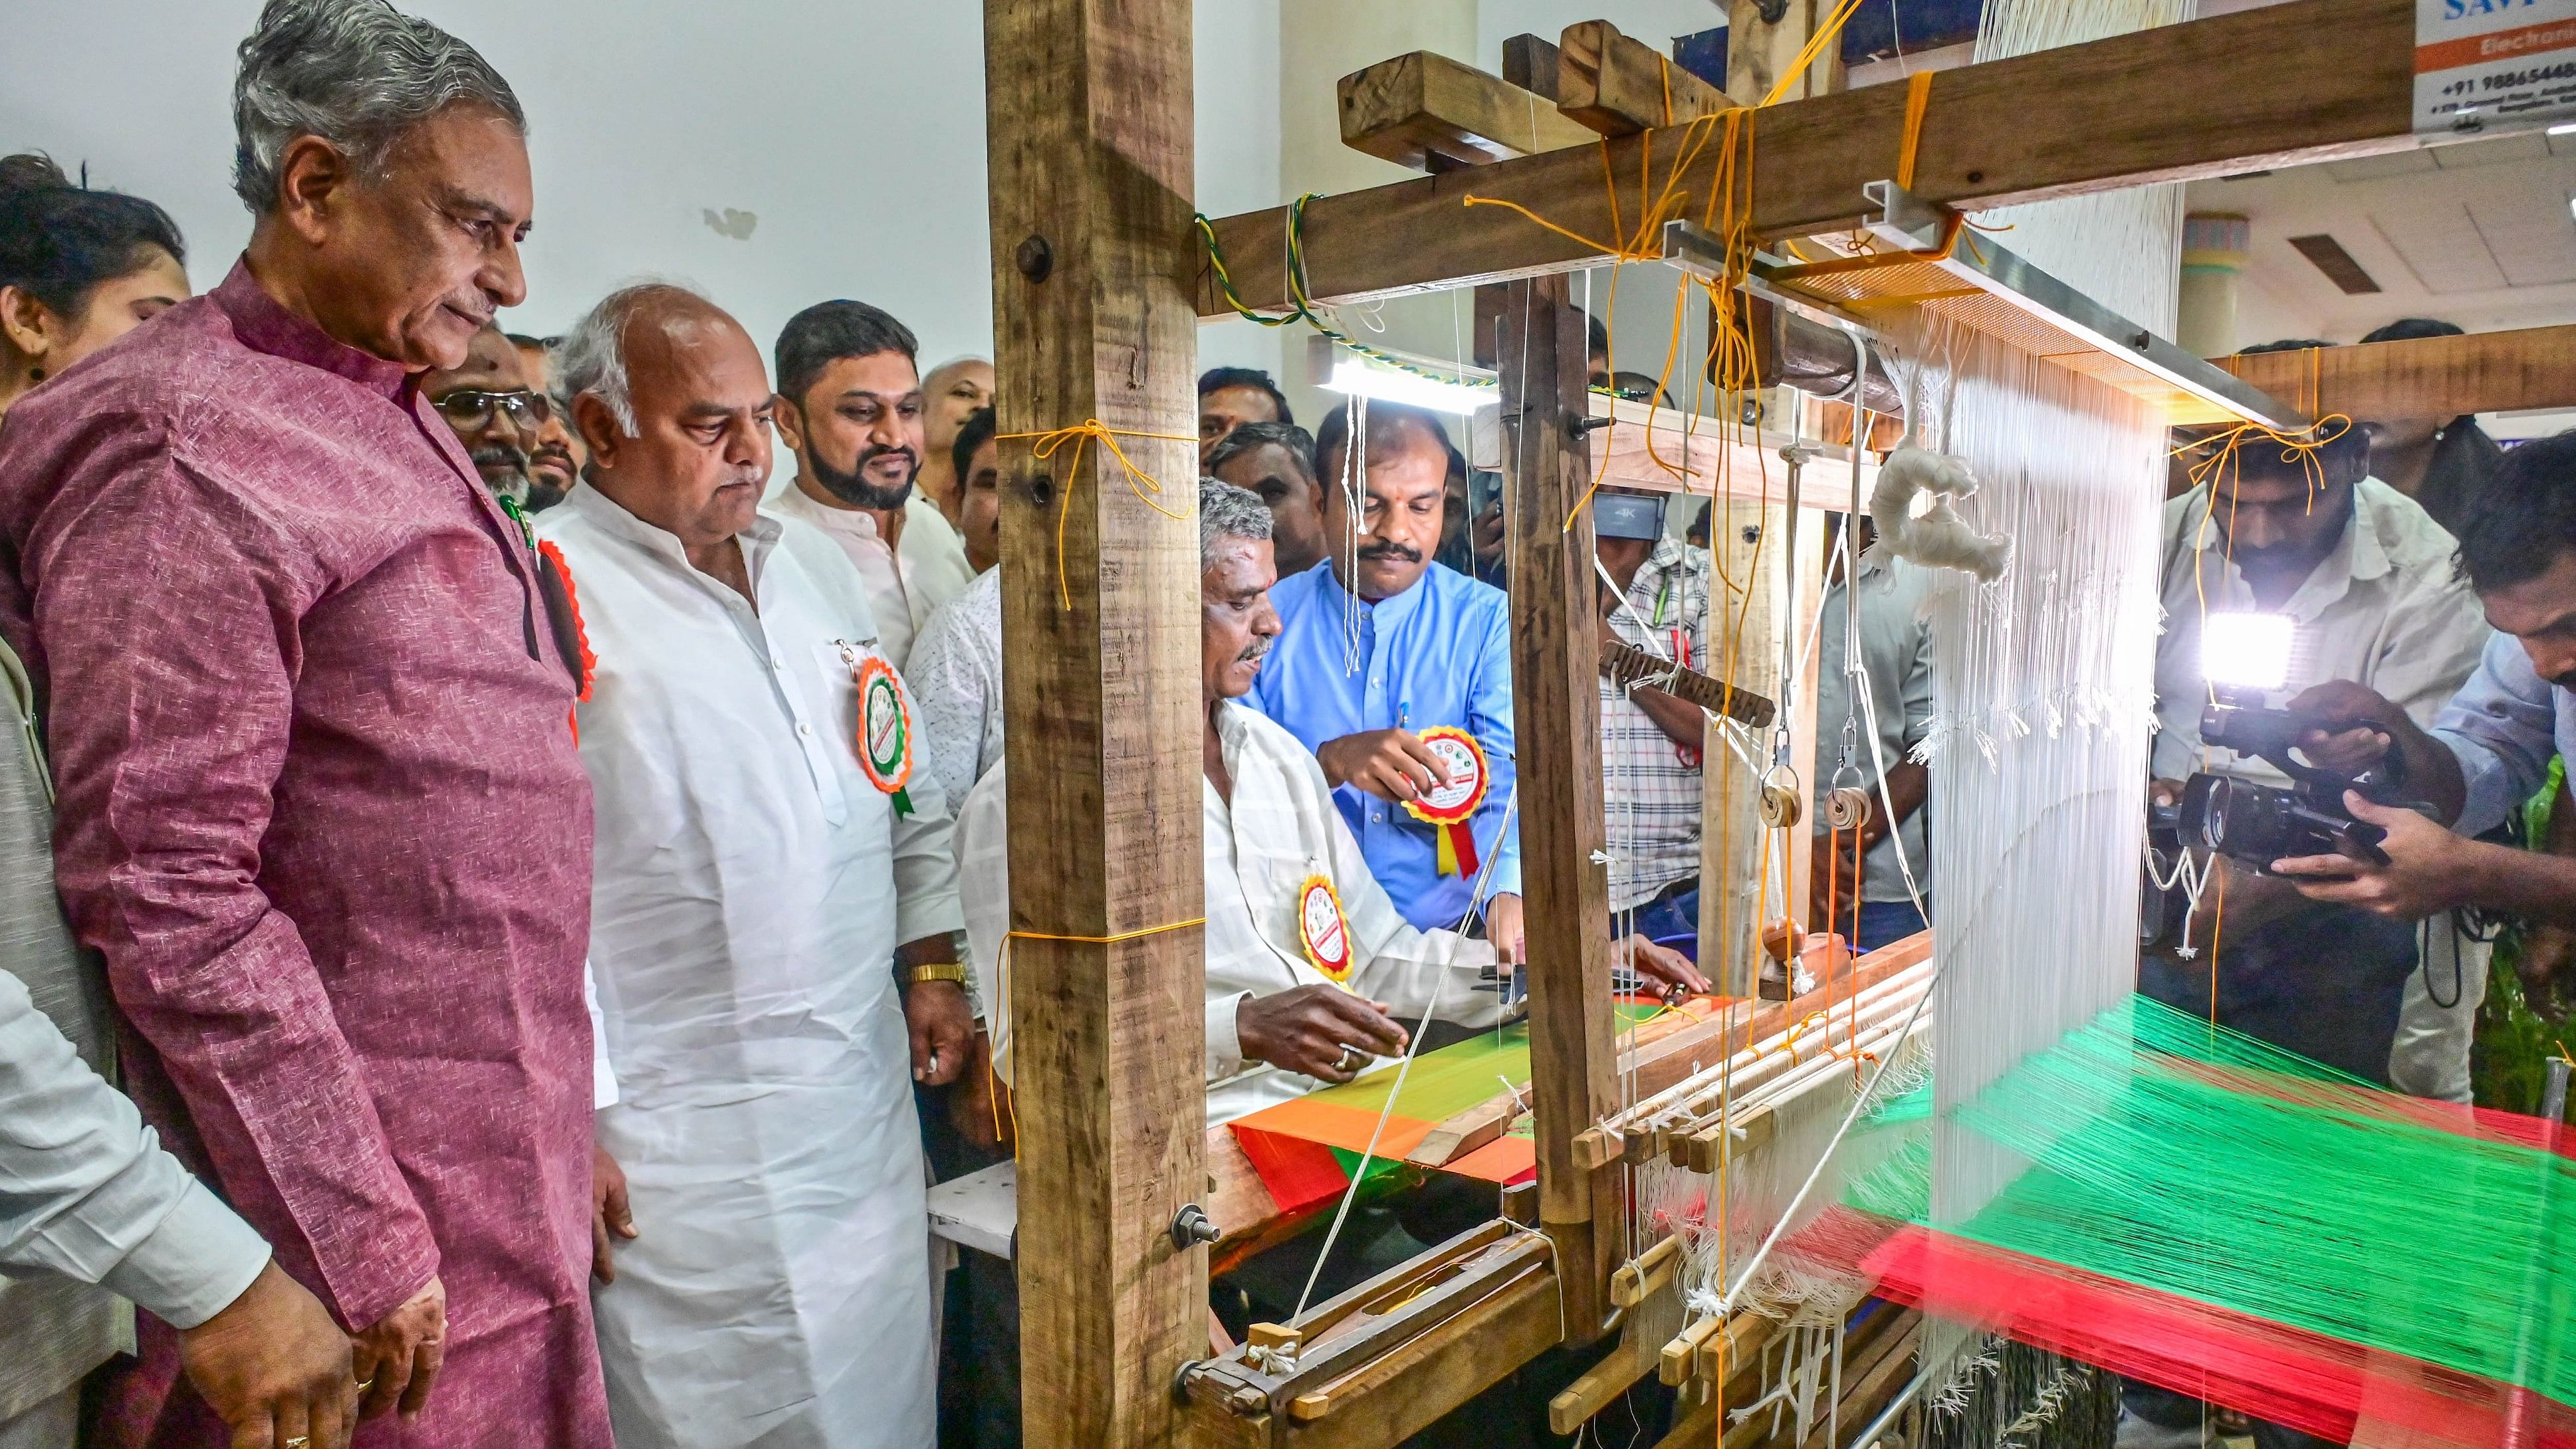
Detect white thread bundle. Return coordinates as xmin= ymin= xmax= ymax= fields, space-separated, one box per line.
xmin=1871 ymin=447 xmax=2010 ymax=582
xmin=1905 ymin=0 xmax=2194 ymax=1388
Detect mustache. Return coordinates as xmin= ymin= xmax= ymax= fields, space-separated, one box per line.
xmin=469 ymin=444 xmax=529 ymax=473
xmin=528 ymin=442 xmax=576 ymax=471
xmin=1355 ymin=540 xmax=1422 ymax=564
xmin=858 ymin=444 xmax=917 ymax=473
xmin=1236 ymin=633 xmax=1274 ymax=664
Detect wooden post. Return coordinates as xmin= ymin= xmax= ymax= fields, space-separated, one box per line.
xmin=1724 ymin=0 xmax=1847 ymax=106
xmin=1492 ymin=275 xmax=1621 ymax=1341
xmin=1699 ymin=494 xmax=1787 ymax=997
xmin=982 ymin=2 xmax=1206 ymax=1445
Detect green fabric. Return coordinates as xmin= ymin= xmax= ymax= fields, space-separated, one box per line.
xmin=2477 ymin=756 xmax=2570 ymax=1114
xmin=1294 ymin=1004 xmax=1667 ymax=1126
xmin=1847 ymin=995 xmax=2575 ymax=1400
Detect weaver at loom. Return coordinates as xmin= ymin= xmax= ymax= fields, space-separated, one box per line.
xmin=958 ymin=479 xmax=1704 ymax=1127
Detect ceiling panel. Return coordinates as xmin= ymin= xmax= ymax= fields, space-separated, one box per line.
xmin=2464 ymin=190 xmax=2576 ymax=286
xmin=2372 ymin=206 xmax=2508 ymax=294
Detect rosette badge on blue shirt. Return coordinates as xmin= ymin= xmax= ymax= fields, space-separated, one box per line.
xmin=1245 ymin=558 xmax=1522 ymax=930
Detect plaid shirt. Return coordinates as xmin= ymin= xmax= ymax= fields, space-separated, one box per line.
xmin=1601 ymin=540 xmax=1712 ymax=912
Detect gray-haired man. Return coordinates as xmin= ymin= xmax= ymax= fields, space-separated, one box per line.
xmin=0 ymin=2 xmax=612 ymax=1444
xmin=958 ymin=482 xmax=1706 ymax=1127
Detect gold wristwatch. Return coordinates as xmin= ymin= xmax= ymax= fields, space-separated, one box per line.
xmin=906 ymin=962 xmax=971 ymax=988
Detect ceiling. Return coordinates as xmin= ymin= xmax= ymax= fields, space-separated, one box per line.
xmin=2185 ymin=130 xmax=2576 ymax=347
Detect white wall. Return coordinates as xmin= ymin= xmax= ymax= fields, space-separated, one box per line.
xmin=4 ymin=0 xmax=1280 ymax=381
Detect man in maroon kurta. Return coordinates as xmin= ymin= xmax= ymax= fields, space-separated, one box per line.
xmin=0 ymin=9 xmax=609 ymax=1446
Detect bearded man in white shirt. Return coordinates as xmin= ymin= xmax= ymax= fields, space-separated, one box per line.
xmin=958 ymin=480 xmax=1703 ymax=1126
xmin=544 ymin=282 xmax=973 ymax=1449
xmin=767 ymin=300 xmax=976 ymax=667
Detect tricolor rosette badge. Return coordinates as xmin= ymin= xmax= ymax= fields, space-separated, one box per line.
xmin=1402 ymin=725 xmax=1488 ymax=877
xmin=1296 ymin=873 xmax=1353 ymax=983
xmin=854 ymin=655 xmax=917 ymax=817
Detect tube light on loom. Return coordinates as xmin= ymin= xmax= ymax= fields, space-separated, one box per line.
xmin=1318 ymin=353 xmax=1494 ymax=417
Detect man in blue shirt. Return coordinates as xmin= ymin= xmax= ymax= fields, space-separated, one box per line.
xmin=2275 ymin=432 xmax=2576 ymax=944
xmin=1246 ymin=401 xmax=1524 ymax=955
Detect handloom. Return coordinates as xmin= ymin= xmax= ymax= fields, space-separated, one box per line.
xmin=985 ymin=3 xmax=2576 ymax=1445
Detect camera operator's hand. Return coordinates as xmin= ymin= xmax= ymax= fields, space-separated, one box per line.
xmin=2272 ymin=792 xmax=2473 ymax=919
xmin=2282 ymin=681 xmax=2405 ymax=772
xmin=2281 ymin=681 xmax=2470 ymax=824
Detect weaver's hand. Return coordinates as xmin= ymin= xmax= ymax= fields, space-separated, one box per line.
xmin=177 ymin=1259 xmax=355 ymax=1449
xmin=906 ymin=980 xmax=973 ymax=1086
xmin=590 ymin=1144 xmax=636 ymax=1284
xmin=1316 ymin=728 xmax=1451 ymax=804
xmin=1238 ymin=985 xmax=1409 ymax=1083
xmin=1619 ymin=935 xmax=1709 ymax=995
xmin=351 ymin=1276 xmax=445 ymax=1421
xmin=2272 ymin=792 xmax=2474 ymax=920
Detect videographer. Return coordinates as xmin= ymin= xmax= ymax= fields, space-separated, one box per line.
xmin=2278 ymin=431 xmax=2576 ymax=940
xmin=2145 ymin=387 xmax=2489 ymax=1094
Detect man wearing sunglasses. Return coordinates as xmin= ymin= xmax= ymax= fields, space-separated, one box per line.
xmin=423 ymin=323 xmax=568 ymax=510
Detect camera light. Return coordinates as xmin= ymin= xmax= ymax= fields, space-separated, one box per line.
xmin=1319 ymin=355 xmax=1495 ymax=417
xmin=2201 ymin=611 xmax=2293 ymax=691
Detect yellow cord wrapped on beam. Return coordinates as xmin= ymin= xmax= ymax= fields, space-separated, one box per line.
xmin=996 ymin=420 xmax=1195 ymax=611
xmin=1897 ymin=70 xmax=1936 ymax=191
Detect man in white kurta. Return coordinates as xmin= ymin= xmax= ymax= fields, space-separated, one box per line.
xmin=957 ymin=481 xmax=1706 ymax=1125
xmin=542 ymin=283 xmax=971 ymax=1449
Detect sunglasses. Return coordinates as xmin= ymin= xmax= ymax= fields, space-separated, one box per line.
xmin=431 ymin=388 xmax=554 ymax=429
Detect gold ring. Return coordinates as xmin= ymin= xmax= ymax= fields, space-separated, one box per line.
xmin=285 ymin=1438 xmax=309 ymax=1448
xmin=355 ymin=1378 xmax=374 ymax=1392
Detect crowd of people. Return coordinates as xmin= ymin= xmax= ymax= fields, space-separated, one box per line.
xmin=12 ymin=4 xmax=2576 ymax=1449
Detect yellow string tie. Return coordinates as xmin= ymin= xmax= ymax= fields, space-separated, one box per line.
xmin=2170 ymin=413 xmax=2357 ymax=512
xmin=996 ymin=421 xmax=1197 ymax=611
xmin=1006 ymin=917 xmax=1207 ymax=948
xmin=986 ymin=915 xmax=1207 ymax=1154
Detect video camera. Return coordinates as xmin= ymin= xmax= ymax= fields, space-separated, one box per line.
xmin=2171 ymin=687 xmax=2414 ymax=871
xmin=2142 ymin=686 xmax=2415 ymax=948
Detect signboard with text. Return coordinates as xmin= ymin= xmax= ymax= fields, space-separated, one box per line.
xmin=2418 ymin=0 xmax=2576 ymax=133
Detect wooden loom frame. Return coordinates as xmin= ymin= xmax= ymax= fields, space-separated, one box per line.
xmin=979 ymin=1 xmax=2576 ymax=1444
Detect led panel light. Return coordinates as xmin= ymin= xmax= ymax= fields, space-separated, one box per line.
xmin=1318 ymin=355 xmax=1495 ymax=416
xmin=2201 ymin=612 xmax=2294 ymax=691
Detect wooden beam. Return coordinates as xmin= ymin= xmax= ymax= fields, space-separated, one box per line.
xmin=1338 ymin=51 xmax=1599 ymax=173
xmin=1196 ymin=0 xmax=2422 ymax=319
xmin=1726 ymin=0 xmax=1846 ymax=106
xmin=1277 ymin=1270 xmax=1564 ymax=1446
xmin=984 ymin=0 xmax=1205 ymax=1444
xmin=2218 ymin=324 xmax=2576 ymax=423
xmin=1549 ymin=1307 xmax=1671 ymax=1434
xmin=1494 ymin=273 xmax=1623 ymax=1344
xmin=1559 ymin=19 xmax=1736 ymax=137
xmin=1501 ymin=33 xmax=1562 ymax=100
